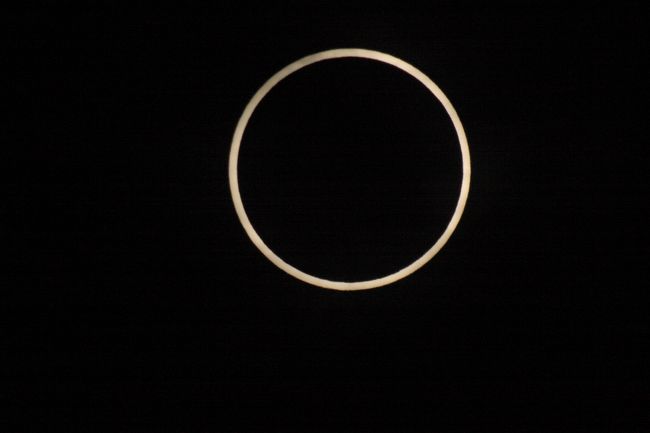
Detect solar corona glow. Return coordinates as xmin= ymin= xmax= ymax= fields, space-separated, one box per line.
xmin=228 ymin=48 xmax=471 ymax=291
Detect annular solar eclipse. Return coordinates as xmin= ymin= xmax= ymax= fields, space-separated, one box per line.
xmin=228 ymin=48 xmax=471 ymax=291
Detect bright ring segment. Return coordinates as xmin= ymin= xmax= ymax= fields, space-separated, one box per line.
xmin=228 ymin=48 xmax=471 ymax=291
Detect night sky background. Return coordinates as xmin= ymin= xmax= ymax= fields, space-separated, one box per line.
xmin=5 ymin=3 xmax=649 ymax=432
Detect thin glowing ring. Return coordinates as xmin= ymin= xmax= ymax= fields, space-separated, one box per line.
xmin=229 ymin=48 xmax=471 ymax=291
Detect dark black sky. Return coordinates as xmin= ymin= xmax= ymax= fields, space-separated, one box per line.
xmin=5 ymin=3 xmax=649 ymax=432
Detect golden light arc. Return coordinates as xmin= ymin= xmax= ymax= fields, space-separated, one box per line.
xmin=228 ymin=48 xmax=471 ymax=291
